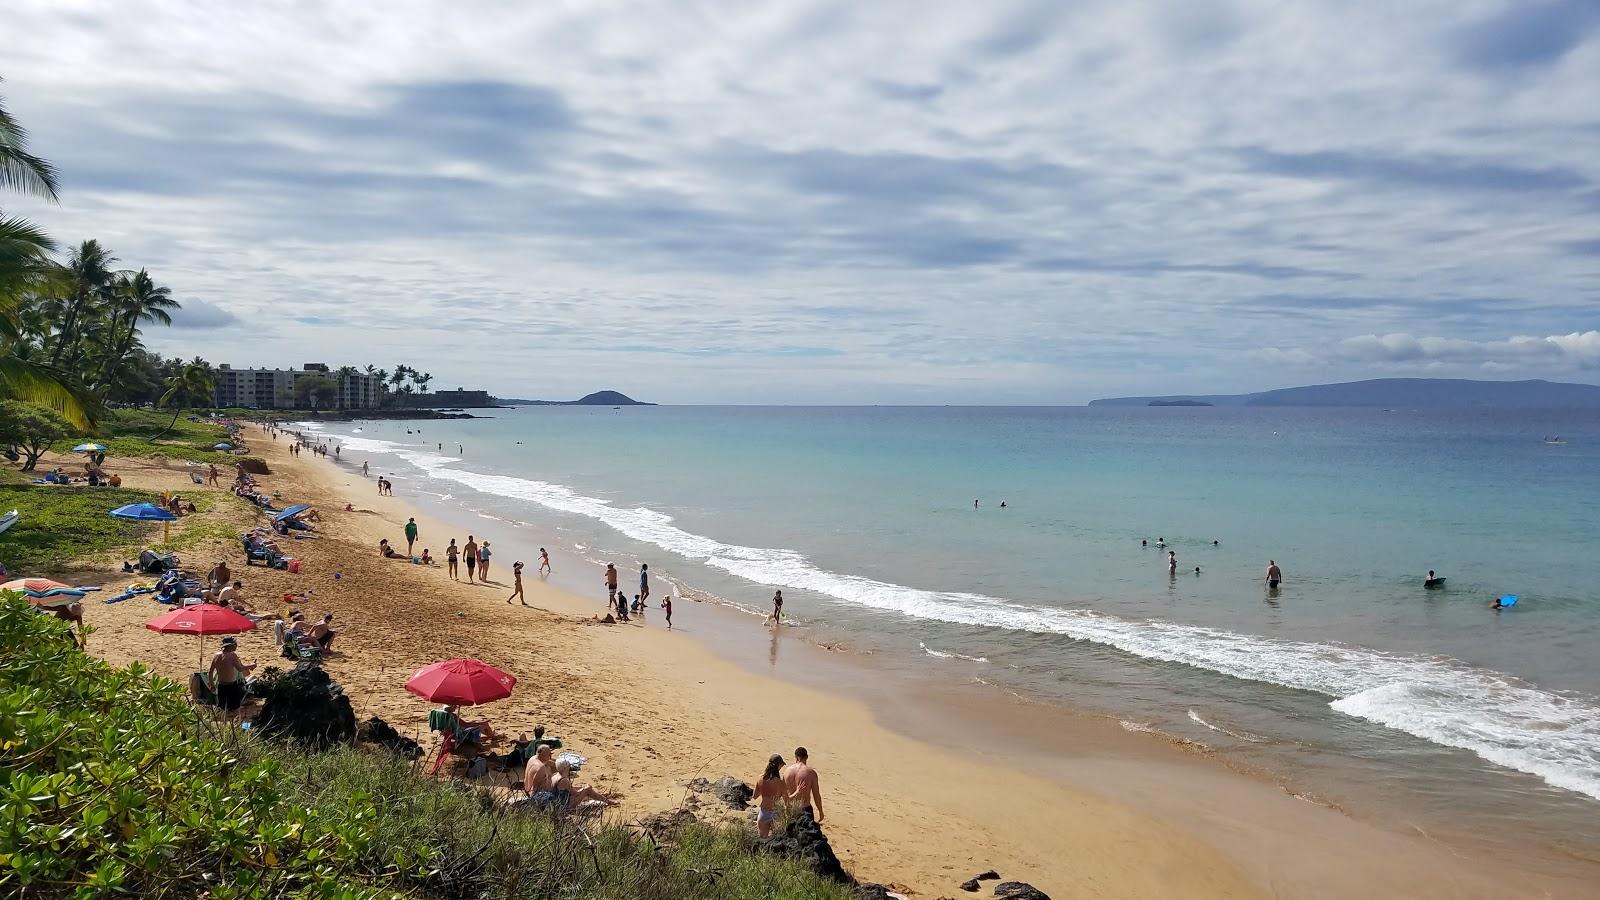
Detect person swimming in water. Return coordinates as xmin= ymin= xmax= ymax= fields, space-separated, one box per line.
xmin=1424 ymin=570 xmax=1445 ymax=588
xmin=1167 ymin=550 xmax=1177 ymax=575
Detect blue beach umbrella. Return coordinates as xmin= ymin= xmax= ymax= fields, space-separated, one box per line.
xmin=111 ymin=501 xmax=178 ymax=539
xmin=273 ymin=504 xmax=311 ymax=522
xmin=213 ymin=443 xmax=233 ymax=451
xmin=72 ymin=443 xmax=108 ymax=453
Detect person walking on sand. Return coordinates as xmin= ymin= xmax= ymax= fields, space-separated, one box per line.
xmin=604 ymin=563 xmax=618 ymax=605
xmin=207 ymin=463 xmax=219 ymax=486
xmin=478 ymin=541 xmax=492 ymax=581
xmin=639 ymin=563 xmax=651 ymax=604
xmin=463 ymin=535 xmax=478 ymax=583
xmin=362 ymin=461 xmax=369 ymax=478
xmin=507 ymin=561 xmax=527 ymax=605
xmin=539 ymin=547 xmax=551 ymax=576
xmin=753 ymin=754 xmax=786 ymax=838
xmin=446 ymin=539 xmax=460 ymax=581
xmin=781 ymin=747 xmax=823 ymax=823
xmin=1266 ymin=560 xmax=1282 ymax=590
xmin=661 ymin=595 xmax=672 ymax=630
xmin=766 ymin=590 xmax=784 ymax=625
xmin=404 ymin=517 xmax=419 ymax=555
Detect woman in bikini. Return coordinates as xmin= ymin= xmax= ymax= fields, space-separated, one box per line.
xmin=752 ymin=753 xmax=786 ymax=837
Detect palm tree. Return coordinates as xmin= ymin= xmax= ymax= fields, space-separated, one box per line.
xmin=153 ymin=357 xmax=215 ymax=440
xmin=44 ymin=239 xmax=120 ymax=370
xmin=414 ymin=371 xmax=433 ymax=394
xmin=92 ymin=269 xmax=178 ymax=394
xmin=0 ymin=89 xmax=89 ymax=428
xmin=0 ymin=85 xmax=58 ymax=201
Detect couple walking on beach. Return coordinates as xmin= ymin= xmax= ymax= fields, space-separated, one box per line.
xmin=751 ymin=746 xmax=825 ymax=838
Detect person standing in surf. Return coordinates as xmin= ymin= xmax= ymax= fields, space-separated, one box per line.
xmin=766 ymin=590 xmax=784 ymax=625
xmin=1266 ymin=560 xmax=1282 ymax=589
xmin=1167 ymin=550 xmax=1177 ymax=576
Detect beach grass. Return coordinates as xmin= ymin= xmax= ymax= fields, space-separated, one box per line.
xmin=0 ymin=594 xmax=856 ymax=899
xmin=55 ymin=409 xmax=253 ymax=465
xmin=0 ymin=483 xmax=160 ymax=571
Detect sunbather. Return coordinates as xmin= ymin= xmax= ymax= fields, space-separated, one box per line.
xmin=435 ymin=703 xmax=496 ymax=747
xmin=379 ymin=538 xmax=405 ymax=559
xmin=309 ymin=613 xmax=336 ymax=649
xmin=553 ymin=760 xmax=614 ymax=811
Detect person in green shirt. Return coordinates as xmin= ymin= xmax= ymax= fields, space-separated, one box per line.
xmin=404 ymin=517 xmax=419 ymax=555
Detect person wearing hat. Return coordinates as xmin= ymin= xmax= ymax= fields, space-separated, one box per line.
xmin=208 ymin=637 xmax=255 ymax=718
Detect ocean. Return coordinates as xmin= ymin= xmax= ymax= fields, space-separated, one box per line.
xmin=306 ymin=405 xmax=1600 ymax=848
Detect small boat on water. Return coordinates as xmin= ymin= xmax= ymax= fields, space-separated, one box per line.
xmin=1543 ymin=436 xmax=1568 ymax=445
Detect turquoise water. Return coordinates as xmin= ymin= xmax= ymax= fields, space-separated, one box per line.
xmin=314 ymin=405 xmax=1600 ymax=843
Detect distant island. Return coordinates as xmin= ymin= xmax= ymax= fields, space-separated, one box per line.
xmin=499 ymin=390 xmax=655 ymax=407
xmin=1091 ymin=378 xmax=1600 ymax=409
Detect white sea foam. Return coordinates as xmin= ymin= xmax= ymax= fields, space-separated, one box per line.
xmin=920 ymin=642 xmax=989 ymax=663
xmin=319 ymin=430 xmax=1600 ymax=802
xmin=1188 ymin=709 xmax=1268 ymax=743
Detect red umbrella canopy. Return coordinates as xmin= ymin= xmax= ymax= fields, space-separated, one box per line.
xmin=145 ymin=603 xmax=257 ymax=635
xmin=405 ymin=658 xmax=516 ymax=705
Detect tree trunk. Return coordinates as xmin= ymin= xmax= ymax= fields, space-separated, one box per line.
xmin=21 ymin=443 xmax=46 ymax=471
xmin=151 ymin=406 xmax=183 ymax=442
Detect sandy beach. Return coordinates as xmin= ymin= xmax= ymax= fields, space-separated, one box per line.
xmin=56 ymin=424 xmax=1600 ymax=899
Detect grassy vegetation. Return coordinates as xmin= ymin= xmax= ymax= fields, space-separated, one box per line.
xmin=0 ymin=595 xmax=856 ymax=899
xmin=0 ymin=484 xmax=161 ymax=571
xmin=56 ymin=409 xmax=254 ymax=465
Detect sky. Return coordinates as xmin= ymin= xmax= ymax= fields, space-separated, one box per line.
xmin=5 ymin=0 xmax=1600 ymax=404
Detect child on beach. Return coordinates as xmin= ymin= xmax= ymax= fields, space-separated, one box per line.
xmin=661 ymin=595 xmax=672 ymax=629
xmin=539 ymin=548 xmax=551 ymax=576
xmin=508 ymin=562 xmax=527 ymax=606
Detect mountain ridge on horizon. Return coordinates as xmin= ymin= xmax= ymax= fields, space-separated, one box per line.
xmin=498 ymin=390 xmax=654 ymax=406
xmin=1089 ymin=377 xmax=1600 ymax=409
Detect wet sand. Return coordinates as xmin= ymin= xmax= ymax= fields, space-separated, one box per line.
xmin=57 ymin=425 xmax=1600 ymax=898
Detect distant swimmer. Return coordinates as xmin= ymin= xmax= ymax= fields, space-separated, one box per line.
xmin=1213 ymin=540 xmax=1219 ymax=546
xmin=1424 ymin=570 xmax=1446 ymax=589
xmin=1141 ymin=539 xmax=1147 ymax=547
xmin=1490 ymin=594 xmax=1518 ymax=610
xmin=1266 ymin=560 xmax=1282 ymax=589
xmin=1167 ymin=550 xmax=1177 ymax=575
xmin=1194 ymin=566 xmax=1201 ymax=575
xmin=974 ymin=499 xmax=979 ymax=509
xmin=999 ymin=501 xmax=1007 ymax=508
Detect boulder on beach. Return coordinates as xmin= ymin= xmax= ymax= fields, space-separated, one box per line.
xmin=759 ymin=807 xmax=850 ymax=884
xmin=357 ymin=715 xmax=422 ymax=759
xmin=252 ymin=664 xmax=357 ymax=750
xmin=993 ymin=882 xmax=1051 ymax=900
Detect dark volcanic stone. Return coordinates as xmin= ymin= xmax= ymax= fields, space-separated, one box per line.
xmin=759 ymin=808 xmax=850 ymax=884
xmin=974 ymin=870 xmax=1000 ymax=881
xmin=357 ymin=715 xmax=422 ymax=759
xmin=853 ymin=884 xmax=892 ymax=900
xmin=252 ymin=664 xmax=356 ymax=750
xmin=960 ymin=879 xmax=981 ymax=892
xmin=713 ymin=775 xmax=753 ymax=809
xmin=993 ymin=882 xmax=1051 ymax=900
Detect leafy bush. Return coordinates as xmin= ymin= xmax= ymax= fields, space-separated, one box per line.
xmin=0 ymin=402 xmax=73 ymax=471
xmin=0 ymin=596 xmax=857 ymax=899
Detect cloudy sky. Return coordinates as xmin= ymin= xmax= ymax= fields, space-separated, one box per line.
xmin=6 ymin=0 xmax=1599 ymax=403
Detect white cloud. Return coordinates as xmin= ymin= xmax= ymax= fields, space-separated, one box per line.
xmin=2 ymin=0 xmax=1598 ymax=401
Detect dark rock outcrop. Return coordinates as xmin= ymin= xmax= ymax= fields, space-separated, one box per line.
xmin=713 ymin=775 xmax=753 ymax=809
xmin=357 ymin=715 xmax=422 ymax=759
xmin=993 ymin=882 xmax=1051 ymax=900
xmin=759 ymin=808 xmax=850 ymax=884
xmin=961 ymin=879 xmax=981 ymax=892
xmin=252 ymin=664 xmax=356 ymax=750
xmin=853 ymin=884 xmax=892 ymax=900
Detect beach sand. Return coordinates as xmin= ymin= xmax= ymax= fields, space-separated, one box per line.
xmin=53 ymin=425 xmax=1600 ymax=898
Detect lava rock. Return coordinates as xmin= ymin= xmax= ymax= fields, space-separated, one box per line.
xmin=759 ymin=807 xmax=850 ymax=884
xmin=252 ymin=664 xmax=356 ymax=750
xmin=357 ymin=715 xmax=422 ymax=759
xmin=974 ymin=870 xmax=1000 ymax=881
xmin=960 ymin=879 xmax=981 ymax=892
xmin=854 ymin=884 xmax=892 ymax=900
xmin=639 ymin=806 xmax=698 ymax=839
xmin=713 ymin=775 xmax=753 ymax=809
xmin=993 ymin=882 xmax=1051 ymax=900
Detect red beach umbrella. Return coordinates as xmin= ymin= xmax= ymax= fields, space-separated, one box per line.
xmin=146 ymin=603 xmax=257 ymax=635
xmin=404 ymin=658 xmax=516 ymax=705
xmin=146 ymin=603 xmax=257 ymax=668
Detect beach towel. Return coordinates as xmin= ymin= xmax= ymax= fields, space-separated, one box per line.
xmin=104 ymin=586 xmax=155 ymax=604
xmin=555 ymin=751 xmax=587 ymax=772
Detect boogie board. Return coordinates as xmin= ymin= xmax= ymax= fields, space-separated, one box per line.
xmin=1498 ymin=594 xmax=1518 ymax=608
xmin=1424 ymin=577 xmax=1445 ymax=589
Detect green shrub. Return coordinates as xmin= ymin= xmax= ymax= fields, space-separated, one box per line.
xmin=0 ymin=596 xmax=857 ymax=899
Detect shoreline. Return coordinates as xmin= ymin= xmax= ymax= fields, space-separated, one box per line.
xmin=70 ymin=425 xmax=1600 ymax=897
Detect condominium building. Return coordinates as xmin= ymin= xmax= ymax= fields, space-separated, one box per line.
xmin=212 ymin=364 xmax=383 ymax=410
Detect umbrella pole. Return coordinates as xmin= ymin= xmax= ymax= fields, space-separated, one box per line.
xmin=164 ymin=521 xmax=171 ymax=541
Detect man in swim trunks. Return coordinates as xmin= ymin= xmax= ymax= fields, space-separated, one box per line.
xmin=767 ymin=590 xmax=783 ymax=625
xmin=781 ymin=746 xmax=823 ymax=823
xmin=208 ymin=637 xmax=255 ymax=719
xmin=1266 ymin=560 xmax=1282 ymax=589
xmin=446 ymin=539 xmax=459 ymax=580
xmin=522 ymin=744 xmax=564 ymax=808
xmin=463 ymin=535 xmax=478 ymax=583
xmin=604 ymin=563 xmax=618 ymax=605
